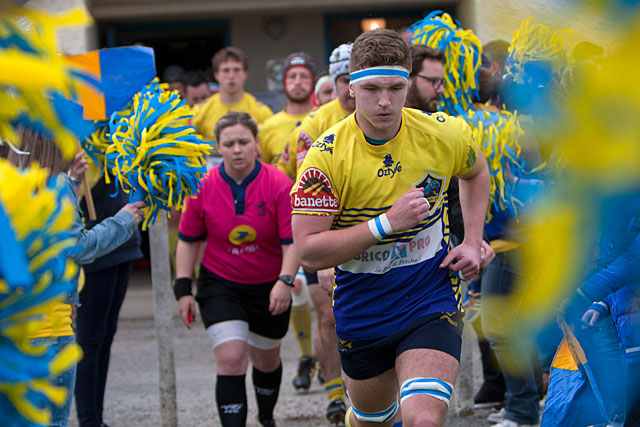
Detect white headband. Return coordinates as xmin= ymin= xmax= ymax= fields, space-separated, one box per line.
xmin=315 ymin=75 xmax=332 ymax=96
xmin=349 ymin=65 xmax=410 ymax=85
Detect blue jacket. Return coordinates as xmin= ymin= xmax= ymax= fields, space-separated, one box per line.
xmin=580 ymin=198 xmax=640 ymax=363
xmin=60 ymin=174 xmax=139 ymax=305
xmin=62 ymin=175 xmax=139 ymax=266
xmin=77 ymin=173 xmax=142 ymax=273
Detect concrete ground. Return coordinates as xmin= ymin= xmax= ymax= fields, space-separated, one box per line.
xmin=69 ymin=267 xmax=497 ymax=427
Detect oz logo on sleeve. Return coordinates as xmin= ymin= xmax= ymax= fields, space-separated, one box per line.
xmin=293 ymin=168 xmax=340 ymax=214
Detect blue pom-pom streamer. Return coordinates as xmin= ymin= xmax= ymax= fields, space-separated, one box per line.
xmin=105 ymin=79 xmax=212 ymax=229
xmin=0 ymin=160 xmax=81 ymax=426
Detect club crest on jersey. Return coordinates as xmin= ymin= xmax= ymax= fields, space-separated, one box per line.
xmin=414 ymin=170 xmax=447 ymax=212
xmin=312 ymin=133 xmax=334 ymax=155
xmin=228 ymin=224 xmax=257 ymax=245
xmin=296 ymin=131 xmax=314 ymax=165
xmin=292 ymin=167 xmax=339 ymax=214
xmin=280 ymin=141 xmax=290 ymax=164
xmin=378 ymin=154 xmax=402 ymax=178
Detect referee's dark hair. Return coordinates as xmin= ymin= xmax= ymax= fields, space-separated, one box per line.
xmin=213 ymin=111 xmax=259 ymax=142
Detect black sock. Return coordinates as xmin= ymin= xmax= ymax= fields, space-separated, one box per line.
xmin=215 ymin=374 xmax=247 ymax=427
xmin=252 ymin=363 xmax=282 ymax=422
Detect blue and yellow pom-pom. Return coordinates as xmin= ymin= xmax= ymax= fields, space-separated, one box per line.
xmin=505 ymin=18 xmax=571 ymax=86
xmin=0 ymin=159 xmax=82 ymax=426
xmin=105 ymin=79 xmax=211 ymax=229
xmin=459 ymin=107 xmax=546 ymax=221
xmin=0 ymin=5 xmax=92 ymax=160
xmin=408 ymin=10 xmax=482 ymax=115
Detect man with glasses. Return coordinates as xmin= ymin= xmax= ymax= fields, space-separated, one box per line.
xmin=405 ymin=45 xmax=446 ymax=113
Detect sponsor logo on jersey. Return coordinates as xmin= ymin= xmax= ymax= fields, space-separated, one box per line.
xmin=228 ymin=224 xmax=257 ymax=245
xmin=414 ymin=170 xmax=447 ymax=212
xmin=281 ymin=141 xmax=290 ymax=164
xmin=377 ymin=153 xmax=402 ymax=178
xmin=424 ymin=111 xmax=446 ymax=122
xmin=341 ymin=224 xmax=443 ymax=274
xmin=292 ymin=167 xmax=339 ymax=213
xmin=296 ymin=131 xmax=314 ymax=165
xmin=312 ymin=133 xmax=334 ymax=155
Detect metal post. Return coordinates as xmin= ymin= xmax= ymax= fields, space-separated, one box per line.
xmin=149 ymin=212 xmax=178 ymax=427
xmin=454 ymin=280 xmax=475 ymax=416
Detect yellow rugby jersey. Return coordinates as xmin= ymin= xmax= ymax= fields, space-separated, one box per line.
xmin=291 ymin=108 xmax=479 ymax=341
xmin=277 ymin=98 xmax=351 ymax=179
xmin=258 ymin=109 xmax=309 ymax=166
xmin=193 ymin=92 xmax=273 ymax=138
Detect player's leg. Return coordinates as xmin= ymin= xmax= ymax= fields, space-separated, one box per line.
xmin=343 ymin=369 xmax=399 ymax=427
xmin=249 ymin=342 xmax=283 ymax=427
xmin=393 ymin=312 xmax=464 ymax=427
xmin=290 ymin=270 xmax=315 ymax=391
xmin=309 ymin=273 xmax=346 ymax=423
xmin=246 ymin=285 xmax=291 ymax=427
xmin=209 ymin=323 xmax=251 ymax=427
xmin=395 ymin=348 xmax=459 ymax=427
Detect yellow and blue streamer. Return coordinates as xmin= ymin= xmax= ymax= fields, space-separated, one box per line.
xmin=408 ymin=11 xmax=482 ymax=115
xmin=0 ymin=4 xmax=93 ymax=160
xmin=105 ymin=79 xmax=212 ymax=229
xmin=0 ymin=159 xmax=82 ymax=426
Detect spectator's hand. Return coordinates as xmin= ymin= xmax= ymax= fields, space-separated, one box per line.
xmin=317 ymin=267 xmax=334 ymax=295
xmin=480 ymin=240 xmax=495 ymax=270
xmin=582 ymin=308 xmax=600 ymax=327
xmin=269 ymin=281 xmax=292 ymax=315
xmin=385 ymin=188 xmax=430 ymax=233
xmin=560 ymin=291 xmax=592 ymax=323
xmin=69 ymin=151 xmax=88 ymax=183
xmin=120 ymin=201 xmax=146 ymax=224
xmin=440 ymin=240 xmax=481 ymax=280
xmin=177 ymin=295 xmax=197 ymax=329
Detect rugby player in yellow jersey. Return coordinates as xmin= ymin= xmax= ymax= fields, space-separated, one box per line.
xmin=292 ymin=29 xmax=490 ymax=427
xmin=193 ymin=47 xmax=273 ymax=138
xmin=277 ymin=44 xmax=355 ymax=181
xmin=257 ymin=52 xmax=317 ymax=396
xmin=258 ymin=52 xmax=316 ymax=166
xmin=277 ymin=43 xmax=355 ymax=425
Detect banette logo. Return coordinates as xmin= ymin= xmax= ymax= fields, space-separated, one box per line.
xmin=292 ymin=168 xmax=339 ymax=214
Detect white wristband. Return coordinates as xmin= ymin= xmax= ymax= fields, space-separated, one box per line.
xmin=368 ymin=213 xmax=393 ymax=240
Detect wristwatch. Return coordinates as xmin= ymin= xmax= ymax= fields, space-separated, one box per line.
xmin=278 ymin=274 xmax=295 ymax=287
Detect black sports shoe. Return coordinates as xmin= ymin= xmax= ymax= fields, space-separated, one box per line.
xmin=292 ymin=355 xmax=316 ymax=392
xmin=326 ymin=398 xmax=346 ymax=425
xmin=257 ymin=415 xmax=277 ymax=427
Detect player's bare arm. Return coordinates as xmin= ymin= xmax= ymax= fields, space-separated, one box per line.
xmin=439 ymin=151 xmax=490 ymax=280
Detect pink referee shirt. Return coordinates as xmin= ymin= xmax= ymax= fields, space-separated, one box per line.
xmin=179 ymin=162 xmax=294 ymax=284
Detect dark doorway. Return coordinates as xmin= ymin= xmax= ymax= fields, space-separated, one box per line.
xmin=323 ymin=5 xmax=458 ymax=62
xmin=98 ymin=20 xmax=230 ymax=80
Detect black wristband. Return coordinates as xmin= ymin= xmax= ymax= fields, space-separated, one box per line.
xmin=173 ymin=277 xmax=193 ymax=300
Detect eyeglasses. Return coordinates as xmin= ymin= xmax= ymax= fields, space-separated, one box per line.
xmin=415 ymin=74 xmax=445 ymax=89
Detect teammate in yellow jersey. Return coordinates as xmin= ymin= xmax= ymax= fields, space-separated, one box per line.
xmin=292 ymin=29 xmax=490 ymax=427
xmin=277 ymin=44 xmax=355 ymax=181
xmin=193 ymin=47 xmax=273 ymax=138
xmin=259 ymin=52 xmax=316 ymax=166
xmin=257 ymin=52 xmax=317 ymax=396
xmin=276 ymin=43 xmax=355 ymax=425
xmin=314 ymin=73 xmax=337 ymax=106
